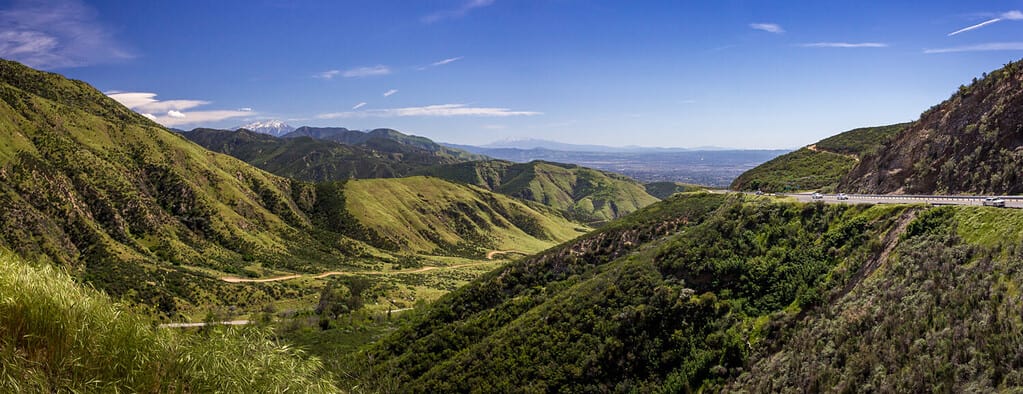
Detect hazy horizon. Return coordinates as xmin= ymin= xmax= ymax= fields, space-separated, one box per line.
xmin=3 ymin=0 xmax=1022 ymax=149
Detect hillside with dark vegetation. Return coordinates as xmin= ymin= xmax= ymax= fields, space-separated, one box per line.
xmin=285 ymin=126 xmax=485 ymax=163
xmin=342 ymin=189 xmax=1023 ymax=392
xmin=415 ymin=159 xmax=659 ymax=223
xmin=841 ymin=59 xmax=1023 ymax=194
xmin=643 ymin=181 xmax=705 ymax=199
xmin=731 ymin=123 xmax=908 ymax=192
xmin=181 ymin=127 xmax=453 ymax=181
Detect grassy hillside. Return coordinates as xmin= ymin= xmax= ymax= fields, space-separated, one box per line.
xmin=731 ymin=123 xmax=908 ymax=192
xmin=0 ymin=251 xmax=336 ymax=392
xmin=842 ymin=59 xmax=1023 ymax=194
xmin=416 ymin=160 xmax=659 ymax=223
xmin=342 ymin=191 xmax=1023 ymax=391
xmin=343 ymin=193 xmax=909 ymax=390
xmin=0 ymin=59 xmax=365 ymax=317
xmin=644 ymin=181 xmax=705 ymax=199
xmin=181 ymin=128 xmax=440 ymax=181
xmin=286 ymin=126 xmax=484 ymax=162
xmin=343 ymin=176 xmax=588 ymax=258
xmin=0 ymin=59 xmax=585 ymax=320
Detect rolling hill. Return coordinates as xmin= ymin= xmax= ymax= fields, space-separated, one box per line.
xmin=0 ymin=59 xmax=584 ymax=318
xmin=343 ymin=189 xmax=1023 ymax=391
xmin=181 ymin=127 xmax=447 ymax=181
xmin=285 ymin=126 xmax=485 ymax=162
xmin=731 ymin=123 xmax=908 ymax=192
xmin=414 ymin=159 xmax=660 ymax=223
xmin=342 ymin=176 xmax=588 ymax=257
xmin=841 ymin=59 xmax=1023 ymax=194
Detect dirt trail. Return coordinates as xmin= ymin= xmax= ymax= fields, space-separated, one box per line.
xmin=486 ymin=250 xmax=526 ymax=260
xmin=220 ymin=257 xmax=504 ymax=283
xmin=806 ymin=144 xmax=860 ymax=161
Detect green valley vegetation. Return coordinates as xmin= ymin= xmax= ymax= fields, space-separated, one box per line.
xmin=731 ymin=123 xmax=908 ymax=192
xmin=842 ymin=59 xmax=1023 ymax=194
xmin=337 ymin=191 xmax=1023 ymax=392
xmin=415 ymin=159 xmax=660 ymax=223
xmin=643 ymin=181 xmax=706 ymax=199
xmin=0 ymin=59 xmax=583 ymax=321
xmin=0 ymin=250 xmax=337 ymax=392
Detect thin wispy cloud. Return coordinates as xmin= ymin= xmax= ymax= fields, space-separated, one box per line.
xmin=342 ymin=65 xmax=391 ymax=78
xmin=948 ymin=10 xmax=1023 ymax=36
xmin=317 ymin=103 xmax=541 ymax=119
xmin=0 ymin=0 xmax=133 ymax=69
xmin=383 ymin=89 xmax=398 ymax=97
xmin=750 ymin=23 xmax=784 ymax=34
xmin=315 ymin=70 xmax=340 ymax=79
xmin=352 ymin=102 xmax=367 ymax=110
xmin=107 ymin=92 xmax=252 ymax=127
xmin=422 ymin=0 xmax=494 ymax=24
xmin=800 ymin=42 xmax=889 ymax=48
xmin=432 ymin=56 xmax=463 ymax=66
xmin=924 ymin=42 xmax=1023 ymax=54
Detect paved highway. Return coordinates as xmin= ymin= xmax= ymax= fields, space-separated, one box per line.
xmin=782 ymin=193 xmax=1023 ymax=208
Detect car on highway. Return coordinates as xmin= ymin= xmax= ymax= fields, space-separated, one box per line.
xmin=811 ymin=192 xmax=823 ymax=200
xmin=837 ymin=193 xmax=849 ymax=200
xmin=983 ymin=197 xmax=1006 ymax=207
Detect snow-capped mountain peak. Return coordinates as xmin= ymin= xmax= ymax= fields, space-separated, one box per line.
xmin=235 ymin=120 xmax=295 ymax=137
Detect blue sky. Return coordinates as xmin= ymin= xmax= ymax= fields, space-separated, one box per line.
xmin=2 ymin=0 xmax=1023 ymax=148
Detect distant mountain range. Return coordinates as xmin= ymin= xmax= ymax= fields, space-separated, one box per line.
xmin=471 ymin=138 xmax=738 ymax=153
xmin=235 ymin=119 xmax=295 ymax=137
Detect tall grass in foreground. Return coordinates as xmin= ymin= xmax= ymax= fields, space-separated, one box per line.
xmin=0 ymin=251 xmax=338 ymax=392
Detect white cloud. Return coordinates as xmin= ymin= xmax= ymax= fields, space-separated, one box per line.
xmin=151 ymin=110 xmax=254 ymax=127
xmin=342 ymin=65 xmax=391 ymax=78
xmin=352 ymin=102 xmax=367 ymax=110
xmin=0 ymin=0 xmax=133 ymax=69
xmin=315 ymin=70 xmax=341 ymax=79
xmin=317 ymin=103 xmax=541 ymax=119
xmin=423 ymin=0 xmax=494 ymax=23
xmin=106 ymin=92 xmax=209 ymax=113
xmin=750 ymin=23 xmax=784 ymax=34
xmin=432 ymin=56 xmax=463 ymax=66
xmin=924 ymin=42 xmax=1023 ymax=54
xmin=106 ymin=91 xmax=253 ymax=127
xmin=239 ymin=107 xmax=253 ymax=111
xmin=800 ymin=42 xmax=889 ymax=48
xmin=383 ymin=89 xmax=398 ymax=97
xmin=948 ymin=10 xmax=1023 ymax=36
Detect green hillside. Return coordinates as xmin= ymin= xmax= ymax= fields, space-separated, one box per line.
xmin=731 ymin=123 xmax=908 ymax=192
xmin=340 ymin=191 xmax=1023 ymax=391
xmin=286 ymin=126 xmax=485 ymax=162
xmin=348 ymin=193 xmax=907 ymax=390
xmin=0 ymin=59 xmax=583 ymax=320
xmin=644 ymin=181 xmax=705 ymax=199
xmin=0 ymin=250 xmax=336 ymax=392
xmin=343 ymin=176 xmax=588 ymax=258
xmin=416 ymin=160 xmax=659 ymax=223
xmin=181 ymin=127 xmax=449 ymax=181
